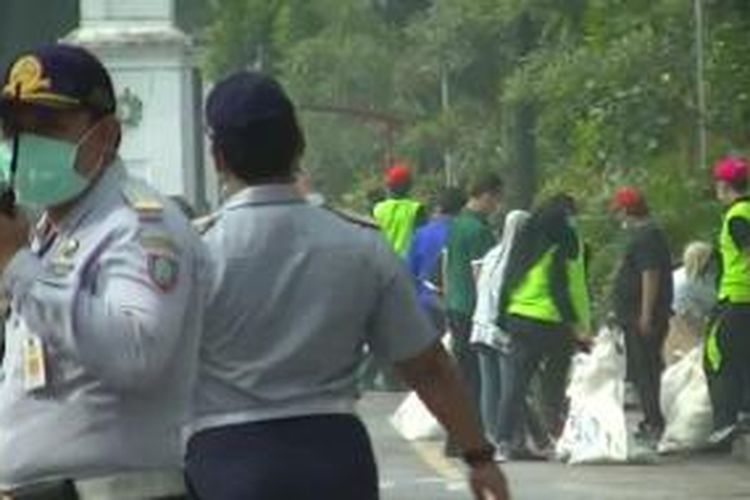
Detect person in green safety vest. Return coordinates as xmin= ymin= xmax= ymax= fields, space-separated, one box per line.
xmin=705 ymin=156 xmax=750 ymax=446
xmin=373 ymin=164 xmax=426 ymax=257
xmin=367 ymin=165 xmax=426 ymax=390
xmin=610 ymin=187 xmax=673 ymax=446
xmin=495 ymin=193 xmax=591 ymax=461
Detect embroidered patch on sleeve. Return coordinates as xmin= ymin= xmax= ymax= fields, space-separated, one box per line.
xmin=147 ymin=253 xmax=180 ymax=292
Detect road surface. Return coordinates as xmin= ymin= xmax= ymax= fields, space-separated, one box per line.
xmin=359 ymin=392 xmax=750 ymax=500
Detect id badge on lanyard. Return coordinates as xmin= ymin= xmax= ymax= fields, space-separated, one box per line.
xmin=22 ymin=334 xmax=47 ymax=392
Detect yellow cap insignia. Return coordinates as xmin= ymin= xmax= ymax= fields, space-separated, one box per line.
xmin=2 ymin=55 xmax=79 ymax=107
xmin=3 ymin=56 xmax=51 ymax=98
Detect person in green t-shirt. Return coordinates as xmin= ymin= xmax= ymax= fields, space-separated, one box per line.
xmin=444 ymin=173 xmax=503 ymax=455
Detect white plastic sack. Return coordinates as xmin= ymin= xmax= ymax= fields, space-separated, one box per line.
xmin=390 ymin=392 xmax=445 ymax=441
xmin=556 ymin=326 xmax=629 ymax=464
xmin=658 ymin=346 xmax=713 ymax=453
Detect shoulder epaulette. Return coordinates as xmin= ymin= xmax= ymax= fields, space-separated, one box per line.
xmin=193 ymin=213 xmax=220 ymax=235
xmin=325 ymin=205 xmax=379 ymax=230
xmin=121 ymin=180 xmax=164 ymax=219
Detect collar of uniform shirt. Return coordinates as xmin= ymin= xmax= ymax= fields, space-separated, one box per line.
xmin=31 ymin=212 xmax=59 ymax=257
xmin=224 ymin=183 xmax=304 ymax=211
xmin=51 ymin=158 xmax=125 ymax=235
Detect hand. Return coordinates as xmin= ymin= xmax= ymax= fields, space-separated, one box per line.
xmin=0 ymin=211 xmax=29 ymax=271
xmin=569 ymin=327 xmax=591 ymax=352
xmin=574 ymin=335 xmax=593 ymax=353
xmin=469 ymin=462 xmax=511 ymax=500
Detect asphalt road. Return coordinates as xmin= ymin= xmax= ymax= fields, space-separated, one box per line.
xmin=359 ymin=392 xmax=750 ymax=500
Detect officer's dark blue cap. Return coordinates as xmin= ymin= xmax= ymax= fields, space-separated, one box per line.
xmin=206 ymin=71 xmax=296 ymax=133
xmin=0 ymin=44 xmax=116 ymax=116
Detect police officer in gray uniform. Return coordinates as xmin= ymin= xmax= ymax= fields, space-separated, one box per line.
xmin=185 ymin=72 xmax=510 ymax=500
xmin=0 ymin=44 xmax=209 ymax=499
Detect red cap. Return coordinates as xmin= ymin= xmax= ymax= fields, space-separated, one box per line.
xmin=385 ymin=164 xmax=412 ymax=189
xmin=713 ymin=156 xmax=749 ymax=184
xmin=611 ymin=187 xmax=648 ymax=216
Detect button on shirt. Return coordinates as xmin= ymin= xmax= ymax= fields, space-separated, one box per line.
xmin=192 ymin=185 xmax=438 ymax=434
xmin=0 ymin=161 xmax=210 ymax=488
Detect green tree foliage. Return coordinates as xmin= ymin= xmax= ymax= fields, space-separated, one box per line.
xmin=201 ymin=0 xmax=749 ymax=318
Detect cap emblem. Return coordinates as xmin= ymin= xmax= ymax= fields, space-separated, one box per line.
xmin=3 ymin=56 xmax=51 ymax=98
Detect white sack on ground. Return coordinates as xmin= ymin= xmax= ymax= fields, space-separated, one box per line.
xmin=658 ymin=345 xmax=712 ymax=453
xmin=556 ymin=326 xmax=629 ymax=464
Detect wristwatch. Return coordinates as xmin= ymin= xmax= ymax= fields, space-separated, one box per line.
xmin=461 ymin=443 xmax=496 ymax=468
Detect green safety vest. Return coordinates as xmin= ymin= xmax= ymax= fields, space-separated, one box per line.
xmin=507 ymin=238 xmax=591 ymax=332
xmin=373 ymin=198 xmax=422 ymax=257
xmin=718 ymin=200 xmax=750 ymax=303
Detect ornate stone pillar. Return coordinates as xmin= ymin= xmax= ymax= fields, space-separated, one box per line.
xmin=67 ymin=0 xmax=207 ymax=209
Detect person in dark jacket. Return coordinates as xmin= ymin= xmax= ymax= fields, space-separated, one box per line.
xmin=496 ymin=194 xmax=591 ymax=461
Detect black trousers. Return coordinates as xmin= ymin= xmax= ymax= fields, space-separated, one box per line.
xmin=537 ymin=332 xmax=574 ymax=436
xmin=705 ymin=305 xmax=750 ymax=430
xmin=624 ymin=322 xmax=667 ymax=431
xmin=497 ymin=316 xmax=570 ymax=443
xmin=185 ymin=414 xmax=379 ymax=500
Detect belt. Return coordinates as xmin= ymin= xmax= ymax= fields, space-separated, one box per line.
xmin=3 ymin=470 xmax=186 ymax=500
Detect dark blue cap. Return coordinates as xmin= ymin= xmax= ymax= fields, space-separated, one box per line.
xmin=206 ymin=71 xmax=296 ymax=133
xmin=1 ymin=44 xmax=116 ymax=114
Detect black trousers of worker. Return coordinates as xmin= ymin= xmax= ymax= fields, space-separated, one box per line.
xmin=185 ymin=414 xmax=379 ymax=500
xmin=623 ymin=321 xmax=668 ymax=431
xmin=705 ymin=305 xmax=750 ymax=430
xmin=497 ymin=315 xmax=570 ymax=444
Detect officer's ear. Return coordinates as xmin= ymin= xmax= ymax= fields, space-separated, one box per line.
xmin=102 ymin=116 xmax=121 ymax=161
xmin=88 ymin=115 xmax=121 ymax=171
xmin=211 ymin=142 xmax=229 ymax=175
xmin=76 ymin=113 xmax=121 ymax=176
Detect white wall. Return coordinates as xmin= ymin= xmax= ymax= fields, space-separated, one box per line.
xmin=96 ymin=44 xmax=200 ymax=204
xmin=80 ymin=0 xmax=174 ymax=26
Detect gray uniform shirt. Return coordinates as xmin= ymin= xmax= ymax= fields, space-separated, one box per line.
xmin=191 ymin=184 xmax=437 ymax=433
xmin=0 ymin=160 xmax=210 ymax=488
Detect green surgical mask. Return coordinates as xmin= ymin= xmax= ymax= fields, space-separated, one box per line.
xmin=15 ymin=133 xmax=91 ymax=209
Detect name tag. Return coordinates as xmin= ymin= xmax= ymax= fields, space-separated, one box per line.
xmin=23 ymin=335 xmax=47 ymax=392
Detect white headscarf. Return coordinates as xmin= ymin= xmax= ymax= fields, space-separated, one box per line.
xmin=470 ymin=210 xmax=530 ymax=351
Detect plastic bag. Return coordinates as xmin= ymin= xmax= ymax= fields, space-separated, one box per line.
xmin=390 ymin=392 xmax=445 ymax=441
xmin=556 ymin=326 xmax=629 ymax=464
xmin=658 ymin=346 xmax=713 ymax=453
